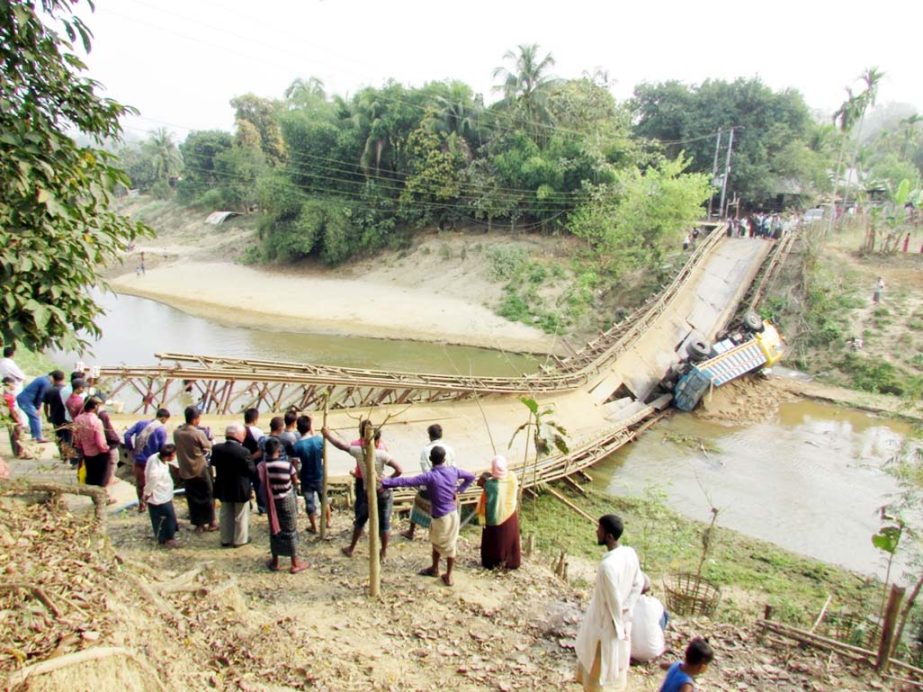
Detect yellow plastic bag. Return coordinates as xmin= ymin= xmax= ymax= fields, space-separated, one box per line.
xmin=77 ymin=458 xmax=86 ymax=484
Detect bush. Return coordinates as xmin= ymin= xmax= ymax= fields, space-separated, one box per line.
xmin=488 ymin=245 xmax=529 ymax=280
xmin=193 ymin=188 xmax=225 ymax=210
xmin=498 ymin=292 xmax=530 ymax=322
xmin=150 ymin=180 xmax=173 ymax=200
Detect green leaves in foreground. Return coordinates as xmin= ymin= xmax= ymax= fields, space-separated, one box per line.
xmin=0 ymin=0 xmax=153 ymax=350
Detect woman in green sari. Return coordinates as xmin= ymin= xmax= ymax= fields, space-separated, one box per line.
xmin=476 ymin=455 xmax=521 ymax=570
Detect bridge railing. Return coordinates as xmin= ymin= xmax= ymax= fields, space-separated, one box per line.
xmin=99 ymin=222 xmax=727 ymax=414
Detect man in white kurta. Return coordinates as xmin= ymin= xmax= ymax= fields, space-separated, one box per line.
xmin=575 ymin=514 xmax=643 ymax=691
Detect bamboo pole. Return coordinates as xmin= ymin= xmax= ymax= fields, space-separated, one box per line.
xmin=544 ymin=485 xmax=595 ymax=524
xmin=877 ymin=584 xmax=905 ymax=673
xmin=364 ymin=422 xmax=380 ymax=598
xmin=320 ymin=399 xmax=329 ymax=541
xmin=892 ymin=572 xmax=923 ymax=661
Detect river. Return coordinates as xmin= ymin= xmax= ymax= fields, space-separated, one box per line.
xmin=51 ymin=291 xmax=539 ymax=377
xmin=595 ymin=400 xmax=921 ymax=577
xmin=52 ymin=292 xmax=922 ymax=576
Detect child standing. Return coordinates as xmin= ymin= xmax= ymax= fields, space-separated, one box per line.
xmin=659 ymin=637 xmax=714 ymax=692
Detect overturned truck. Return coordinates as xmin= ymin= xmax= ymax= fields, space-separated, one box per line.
xmin=667 ymin=311 xmax=785 ymax=411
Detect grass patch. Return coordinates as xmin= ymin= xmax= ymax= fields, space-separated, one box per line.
xmin=508 ymin=486 xmax=879 ymax=627
xmin=838 ymin=353 xmax=923 ymax=398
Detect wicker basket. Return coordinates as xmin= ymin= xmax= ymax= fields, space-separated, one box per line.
xmin=664 ymin=572 xmax=721 ymax=617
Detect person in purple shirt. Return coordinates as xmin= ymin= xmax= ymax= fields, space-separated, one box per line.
xmin=16 ymin=370 xmax=64 ymax=442
xmin=381 ymin=445 xmax=475 ymax=586
xmin=124 ymin=408 xmax=171 ymax=511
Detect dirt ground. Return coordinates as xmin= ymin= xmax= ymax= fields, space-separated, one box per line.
xmin=0 ymin=442 xmax=899 ymax=690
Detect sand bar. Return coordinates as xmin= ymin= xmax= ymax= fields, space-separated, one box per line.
xmin=109 ymin=261 xmax=558 ymax=354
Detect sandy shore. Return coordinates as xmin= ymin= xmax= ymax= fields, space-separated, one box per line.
xmin=110 ymin=261 xmax=559 ymax=353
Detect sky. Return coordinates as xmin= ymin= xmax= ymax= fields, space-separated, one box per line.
xmin=73 ymin=0 xmax=923 ymax=141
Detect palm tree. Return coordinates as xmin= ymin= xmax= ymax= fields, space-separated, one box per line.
xmin=352 ymin=89 xmax=390 ymax=177
xmin=284 ymin=76 xmax=326 ymax=103
xmin=492 ymin=44 xmax=558 ymax=141
xmin=830 ymin=67 xmax=885 ymax=228
xmin=432 ymin=82 xmax=483 ymax=158
xmin=145 ymin=128 xmax=182 ymax=183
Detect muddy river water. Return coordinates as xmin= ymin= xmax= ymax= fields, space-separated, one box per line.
xmin=53 ymin=292 xmax=539 ymax=376
xmin=57 ymin=293 xmax=921 ymax=577
xmin=596 ymin=400 xmax=921 ymax=577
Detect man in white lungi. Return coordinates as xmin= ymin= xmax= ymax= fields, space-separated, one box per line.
xmin=575 ymin=514 xmax=643 ymax=691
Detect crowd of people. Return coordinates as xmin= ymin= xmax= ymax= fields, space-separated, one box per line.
xmin=3 ymin=345 xmax=713 ymax=688
xmin=2 ymin=366 xmax=525 ymax=583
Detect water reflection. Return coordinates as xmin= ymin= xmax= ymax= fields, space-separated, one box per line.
xmin=597 ymin=400 xmax=920 ymax=576
xmin=50 ymin=291 xmax=540 ymax=376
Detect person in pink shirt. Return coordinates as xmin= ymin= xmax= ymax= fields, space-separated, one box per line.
xmin=65 ymin=379 xmax=87 ymax=422
xmin=73 ymin=398 xmax=110 ymax=487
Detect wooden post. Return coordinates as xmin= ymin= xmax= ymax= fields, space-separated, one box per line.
xmin=876 ymin=584 xmax=905 ymax=673
xmin=319 ymin=400 xmax=329 ymax=541
xmin=364 ymin=423 xmax=380 ymax=598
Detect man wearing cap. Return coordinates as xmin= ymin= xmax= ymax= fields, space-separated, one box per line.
xmin=575 ymin=514 xmax=643 ymax=692
xmin=212 ymin=423 xmax=256 ymax=548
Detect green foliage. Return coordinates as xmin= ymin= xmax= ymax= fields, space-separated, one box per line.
xmin=838 ymin=353 xmax=923 ymax=398
xmin=176 ymin=130 xmax=233 ymax=202
xmin=0 ymin=0 xmax=152 ymax=350
xmin=569 ymin=156 xmax=712 ymax=279
xmin=871 ymin=524 xmax=902 ymax=555
xmin=632 ymin=77 xmax=833 ymax=205
xmin=487 ymin=244 xmax=529 ymax=280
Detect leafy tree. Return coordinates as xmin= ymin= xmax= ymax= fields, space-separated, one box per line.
xmin=0 ymin=0 xmax=150 ymax=350
xmin=399 ymin=116 xmax=468 ymax=228
xmin=230 ymin=93 xmax=287 ymax=164
xmin=632 ymin=78 xmax=831 ymax=207
xmin=176 ymin=129 xmax=234 ymax=202
xmin=570 ymin=156 xmax=712 ymax=278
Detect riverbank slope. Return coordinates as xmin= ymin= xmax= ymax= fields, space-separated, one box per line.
xmin=106 ymin=197 xmax=586 ymax=354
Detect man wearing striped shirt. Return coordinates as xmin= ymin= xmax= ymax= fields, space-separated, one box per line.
xmin=260 ymin=438 xmax=308 ymax=574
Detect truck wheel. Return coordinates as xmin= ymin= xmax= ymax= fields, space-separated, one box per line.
xmin=743 ymin=310 xmax=764 ymax=333
xmin=687 ymin=338 xmax=711 ymax=362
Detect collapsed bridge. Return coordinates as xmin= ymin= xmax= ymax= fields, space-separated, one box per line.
xmin=98 ymin=224 xmax=794 ymax=505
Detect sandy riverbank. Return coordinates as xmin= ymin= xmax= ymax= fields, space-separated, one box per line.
xmin=110 ymin=261 xmax=560 ymax=354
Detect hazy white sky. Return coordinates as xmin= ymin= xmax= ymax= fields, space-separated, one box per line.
xmin=75 ymin=0 xmax=922 ymax=140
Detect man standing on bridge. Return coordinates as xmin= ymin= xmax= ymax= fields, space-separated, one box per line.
xmin=575 ymin=514 xmax=643 ymax=692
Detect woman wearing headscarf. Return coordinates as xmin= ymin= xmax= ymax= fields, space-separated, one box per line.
xmin=476 ymin=455 xmax=521 ymax=570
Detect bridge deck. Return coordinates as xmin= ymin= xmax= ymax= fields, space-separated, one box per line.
xmin=96 ymin=230 xmax=783 ymax=504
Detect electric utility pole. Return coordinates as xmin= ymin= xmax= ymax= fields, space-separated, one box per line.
xmin=707 ymin=129 xmax=723 ymax=219
xmin=718 ymin=127 xmax=737 ymax=219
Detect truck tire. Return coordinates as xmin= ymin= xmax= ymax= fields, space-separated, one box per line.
xmin=743 ymin=310 xmax=764 ymax=333
xmin=687 ymin=338 xmax=711 ymax=362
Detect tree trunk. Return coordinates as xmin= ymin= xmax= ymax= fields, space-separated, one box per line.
xmin=891 ymin=572 xmax=923 ymax=661
xmin=876 ymin=584 xmax=905 ymax=673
